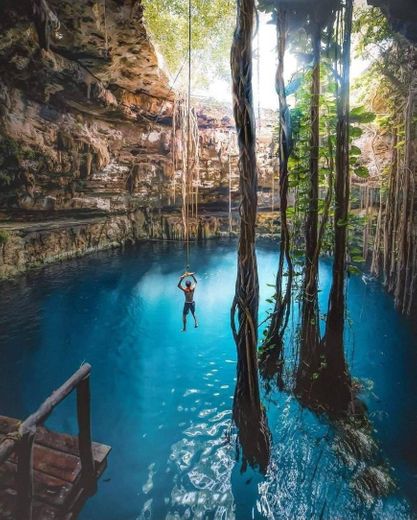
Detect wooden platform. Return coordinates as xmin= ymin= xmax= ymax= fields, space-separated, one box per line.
xmin=0 ymin=416 xmax=111 ymax=520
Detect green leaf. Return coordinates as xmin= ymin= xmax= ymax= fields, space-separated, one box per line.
xmin=348 ymin=265 xmax=361 ymax=275
xmin=350 ymin=126 xmax=363 ymax=138
xmin=350 ymin=145 xmax=362 ymax=156
xmin=350 ymin=106 xmax=376 ymax=124
xmin=337 ymin=218 xmax=349 ymax=227
xmin=354 ymin=166 xmax=370 ymax=178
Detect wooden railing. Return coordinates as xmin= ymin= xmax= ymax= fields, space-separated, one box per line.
xmin=0 ymin=363 xmax=96 ymax=520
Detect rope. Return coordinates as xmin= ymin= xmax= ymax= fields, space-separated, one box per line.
xmin=194 ymin=111 xmax=200 ymax=226
xmin=0 ymin=430 xmax=22 ymax=445
xmin=184 ymin=0 xmax=192 ymax=270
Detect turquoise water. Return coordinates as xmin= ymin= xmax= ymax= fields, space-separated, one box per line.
xmin=0 ymin=241 xmax=416 ymax=519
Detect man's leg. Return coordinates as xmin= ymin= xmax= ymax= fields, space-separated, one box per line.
xmin=182 ymin=312 xmax=187 ymax=331
xmin=191 ymin=304 xmax=198 ymax=328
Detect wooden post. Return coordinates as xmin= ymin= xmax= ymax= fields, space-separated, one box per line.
xmin=16 ymin=425 xmax=35 ymax=520
xmin=76 ymin=375 xmax=96 ymax=493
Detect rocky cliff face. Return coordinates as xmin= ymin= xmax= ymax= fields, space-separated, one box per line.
xmin=0 ymin=0 xmax=276 ymax=214
xmin=0 ymin=0 xmax=175 ymax=213
xmin=0 ymin=0 xmax=277 ymax=277
xmin=0 ymin=210 xmax=231 ymax=277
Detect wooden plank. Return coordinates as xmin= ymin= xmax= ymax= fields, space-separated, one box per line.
xmin=0 ymin=433 xmax=110 ymax=483
xmin=0 ymin=415 xmax=111 ymax=518
xmin=0 ymin=489 xmax=66 ymax=520
xmin=0 ymin=460 xmax=109 ymax=519
xmin=0 ymin=416 xmax=110 ymax=465
xmin=5 ymin=441 xmax=81 ymax=483
xmin=32 ymin=501 xmax=65 ymax=520
xmin=0 ymin=455 xmax=108 ymax=510
xmin=32 ymin=444 xmax=80 ymax=483
xmin=61 ymin=486 xmax=87 ymax=520
xmin=0 ymin=461 xmax=75 ymax=507
xmin=35 ymin=428 xmax=111 ymax=464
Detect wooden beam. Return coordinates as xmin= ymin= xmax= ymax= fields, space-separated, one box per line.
xmin=16 ymin=425 xmax=36 ymax=520
xmin=20 ymin=364 xmax=91 ymax=431
xmin=76 ymin=376 xmax=96 ymax=493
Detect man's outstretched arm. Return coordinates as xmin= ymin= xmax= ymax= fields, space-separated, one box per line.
xmin=177 ymin=274 xmax=185 ymax=291
xmin=189 ymin=273 xmax=197 ymax=289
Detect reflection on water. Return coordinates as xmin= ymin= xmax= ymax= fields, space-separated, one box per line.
xmin=0 ymin=241 xmax=416 ymax=519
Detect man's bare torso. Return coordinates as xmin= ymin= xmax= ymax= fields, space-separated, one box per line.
xmin=184 ymin=287 xmax=195 ymax=302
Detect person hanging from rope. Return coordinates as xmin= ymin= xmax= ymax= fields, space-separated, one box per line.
xmin=177 ymin=272 xmax=198 ymax=331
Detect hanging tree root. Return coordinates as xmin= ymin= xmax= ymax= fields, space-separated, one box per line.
xmin=295 ymin=18 xmax=322 ymax=403
xmin=230 ymin=0 xmax=270 ymax=472
xmin=296 ymin=1 xmax=355 ymax=416
xmin=260 ymin=7 xmax=293 ymax=393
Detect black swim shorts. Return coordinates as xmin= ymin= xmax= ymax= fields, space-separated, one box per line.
xmin=183 ymin=302 xmax=196 ymax=315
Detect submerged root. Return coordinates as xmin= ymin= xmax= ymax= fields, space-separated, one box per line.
xmin=233 ymin=399 xmax=270 ymax=474
xmin=351 ymin=465 xmax=396 ymax=505
xmin=332 ymin=418 xmax=378 ymax=467
xmin=294 ymin=376 xmax=351 ymax=418
xmin=295 ymin=346 xmax=355 ymax=418
xmin=332 ymin=411 xmax=396 ymax=505
xmin=258 ymin=340 xmax=284 ymax=393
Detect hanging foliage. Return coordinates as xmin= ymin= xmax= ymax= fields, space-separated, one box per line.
xmin=294 ymin=13 xmax=324 ymax=402
xmin=354 ymin=7 xmax=417 ymax=315
xmin=314 ymin=0 xmax=354 ymax=415
xmin=142 ymin=0 xmax=235 ymax=89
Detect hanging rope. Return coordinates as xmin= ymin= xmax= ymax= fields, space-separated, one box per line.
xmin=183 ymin=0 xmax=192 ymax=271
xmin=172 ymin=98 xmax=177 ymax=205
xmin=195 ymin=120 xmax=200 ymax=224
xmin=191 ymin=108 xmax=200 ymax=223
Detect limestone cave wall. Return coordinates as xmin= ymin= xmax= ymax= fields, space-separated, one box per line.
xmin=0 ymin=1 xmax=275 ymax=215
xmin=0 ymin=0 xmax=176 ymax=213
xmin=0 ymin=0 xmax=277 ymax=277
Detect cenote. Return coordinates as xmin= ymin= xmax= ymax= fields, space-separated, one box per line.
xmin=0 ymin=241 xmax=416 ymax=519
